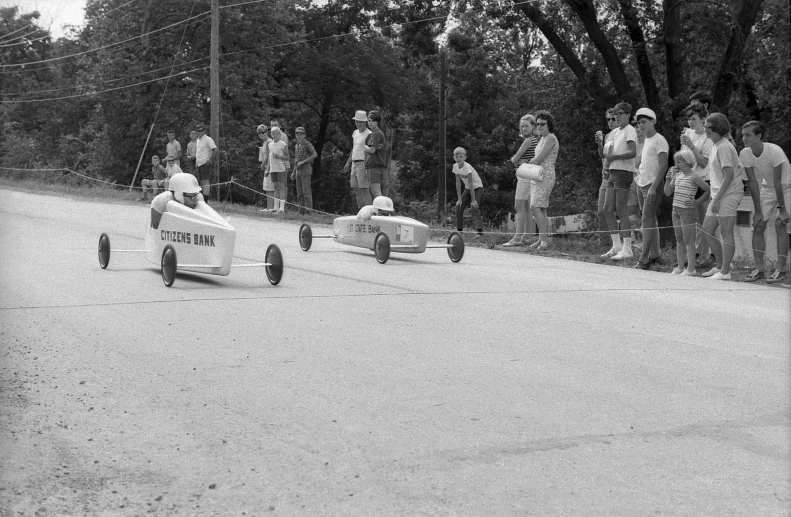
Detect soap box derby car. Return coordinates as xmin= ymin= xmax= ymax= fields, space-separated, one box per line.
xmin=97 ymin=180 xmax=283 ymax=287
xmin=298 ymin=196 xmax=464 ymax=264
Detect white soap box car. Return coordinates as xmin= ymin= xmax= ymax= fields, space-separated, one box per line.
xmin=98 ymin=199 xmax=283 ymax=287
xmin=298 ymin=213 xmax=464 ymax=264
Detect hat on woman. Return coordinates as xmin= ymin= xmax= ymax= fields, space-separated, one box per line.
xmin=352 ymin=110 xmax=368 ymax=122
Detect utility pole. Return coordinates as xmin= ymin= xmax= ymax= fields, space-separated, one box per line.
xmin=437 ymin=49 xmax=447 ymax=224
xmin=210 ymin=0 xmax=220 ymax=199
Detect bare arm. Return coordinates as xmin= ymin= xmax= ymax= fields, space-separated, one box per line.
xmin=529 ymin=135 xmax=557 ymax=165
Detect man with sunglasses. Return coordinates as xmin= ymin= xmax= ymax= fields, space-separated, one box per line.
xmin=149 ymin=173 xmax=204 ymax=229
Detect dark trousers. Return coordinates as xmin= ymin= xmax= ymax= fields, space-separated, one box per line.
xmin=295 ymin=169 xmax=313 ymax=213
xmin=456 ymin=188 xmax=483 ymax=231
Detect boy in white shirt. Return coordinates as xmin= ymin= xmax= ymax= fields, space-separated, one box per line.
xmin=632 ymin=107 xmax=669 ymax=269
xmin=453 ymin=147 xmax=484 ymax=236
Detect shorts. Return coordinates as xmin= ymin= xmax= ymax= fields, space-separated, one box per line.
xmin=349 ymin=161 xmax=369 ymax=189
xmin=672 ymin=206 xmax=698 ymax=227
xmin=515 ymin=178 xmax=532 ymax=200
xmin=628 ymin=181 xmax=639 ymax=207
xmin=367 ymin=167 xmax=384 ymax=184
xmin=269 ymin=170 xmax=286 ymax=183
xmin=599 ymin=169 xmax=610 ymax=190
xmin=695 ymin=180 xmax=711 ymax=200
xmin=607 ymin=169 xmax=633 ymax=190
xmin=706 ymin=191 xmax=743 ymax=217
xmin=761 ymin=185 xmax=791 ymax=232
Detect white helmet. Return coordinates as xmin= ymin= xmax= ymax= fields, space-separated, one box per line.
xmin=169 ymin=173 xmax=201 ymax=203
xmin=372 ymin=196 xmax=394 ymax=214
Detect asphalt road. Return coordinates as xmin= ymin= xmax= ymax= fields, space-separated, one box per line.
xmin=1 ymin=188 xmax=789 ymax=516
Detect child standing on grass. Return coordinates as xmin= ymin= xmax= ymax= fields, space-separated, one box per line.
xmin=453 ymin=147 xmax=484 ymax=236
xmin=665 ymin=149 xmax=710 ymax=276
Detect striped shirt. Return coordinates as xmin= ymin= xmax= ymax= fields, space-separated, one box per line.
xmin=519 ymin=135 xmax=539 ymax=163
xmin=672 ymin=173 xmax=698 ymax=209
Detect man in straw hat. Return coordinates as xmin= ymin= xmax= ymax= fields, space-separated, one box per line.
xmin=344 ymin=110 xmax=372 ymax=209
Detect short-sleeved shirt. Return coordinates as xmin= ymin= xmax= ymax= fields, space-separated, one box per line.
xmin=186 ymin=140 xmax=197 ymax=159
xmin=357 ymin=205 xmax=378 ymax=220
xmin=365 ymin=128 xmax=387 ymax=169
xmin=709 ymin=138 xmax=746 ymax=199
xmin=195 ymin=135 xmax=217 ymax=167
xmin=294 ymin=140 xmax=316 ymax=172
xmin=672 ymin=173 xmax=699 ymax=209
xmin=609 ymin=125 xmax=637 ymax=172
xmin=351 ymin=129 xmax=371 ymax=161
xmin=636 ymin=132 xmax=669 ymax=187
xmin=682 ymin=128 xmax=713 ymax=180
xmin=166 ymin=139 xmax=182 ymax=160
xmin=453 ymin=162 xmax=483 ymax=190
xmin=268 ymin=139 xmax=289 ymax=173
xmin=151 ymin=164 xmax=167 ymax=181
xmin=165 ymin=164 xmax=183 ymax=178
xmin=150 ymin=191 xmax=204 ymax=214
xmin=739 ymin=143 xmax=791 ymax=190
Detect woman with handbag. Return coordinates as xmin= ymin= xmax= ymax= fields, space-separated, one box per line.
xmin=503 ymin=114 xmax=539 ymax=247
xmin=526 ymin=110 xmax=559 ymax=249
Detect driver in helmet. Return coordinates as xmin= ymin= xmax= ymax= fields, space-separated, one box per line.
xmin=150 ymin=172 xmax=204 ymax=229
xmin=357 ymin=195 xmax=394 ymax=220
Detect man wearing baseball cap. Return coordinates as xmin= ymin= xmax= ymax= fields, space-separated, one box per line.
xmin=344 ymin=110 xmax=372 ymax=209
xmin=291 ymin=127 xmax=318 ymax=214
xmin=633 ymin=107 xmax=669 ymax=270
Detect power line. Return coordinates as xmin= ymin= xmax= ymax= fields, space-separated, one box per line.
xmin=0 ymin=16 xmax=205 ymax=75
xmin=0 ymin=10 xmax=210 ymax=69
xmin=2 ymin=56 xmax=210 ymax=96
xmin=0 ymin=32 xmax=51 ymax=49
xmin=0 ymin=22 xmax=37 ymax=43
xmin=0 ymin=66 xmax=209 ymax=103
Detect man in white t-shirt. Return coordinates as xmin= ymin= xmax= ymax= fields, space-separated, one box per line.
xmin=740 ymin=120 xmax=791 ymax=284
xmin=165 ymin=130 xmax=182 ymax=164
xmin=632 ymin=107 xmax=669 ymax=269
xmin=602 ymin=101 xmax=637 ymax=259
xmin=194 ymin=123 xmax=218 ymax=200
xmin=344 ymin=110 xmax=372 ymax=209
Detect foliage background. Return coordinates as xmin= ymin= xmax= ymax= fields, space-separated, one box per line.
xmin=2 ymin=0 xmax=789 ymax=225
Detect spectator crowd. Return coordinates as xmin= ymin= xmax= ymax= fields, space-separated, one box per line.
xmin=138 ymin=91 xmax=790 ymax=285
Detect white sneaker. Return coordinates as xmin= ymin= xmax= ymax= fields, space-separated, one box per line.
xmin=701 ymin=267 xmax=721 ymax=277
xmin=680 ymin=270 xmax=698 ymax=277
xmin=671 ymin=267 xmax=684 ymax=275
xmin=601 ymin=247 xmax=621 ymax=258
xmin=611 ymin=248 xmax=634 ymax=260
xmin=708 ymin=271 xmax=731 ymax=280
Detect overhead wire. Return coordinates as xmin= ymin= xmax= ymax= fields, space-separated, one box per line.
xmin=1 ymin=0 xmax=539 ymax=103
xmin=0 ymin=67 xmax=208 ymax=103
xmin=2 ymin=57 xmax=210 ymax=96
xmin=0 ymin=10 xmax=210 ymax=69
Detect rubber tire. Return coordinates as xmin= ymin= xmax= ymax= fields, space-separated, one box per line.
xmin=161 ymin=245 xmax=177 ymax=287
xmin=98 ymin=233 xmax=110 ymax=269
xmin=374 ymin=232 xmax=390 ymax=264
xmin=447 ymin=231 xmax=465 ymax=263
xmin=299 ymin=223 xmax=312 ymax=251
xmin=265 ymin=244 xmax=284 ymax=285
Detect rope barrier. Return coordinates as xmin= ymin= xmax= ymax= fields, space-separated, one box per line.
xmin=2 ymin=165 xmax=789 ymax=268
